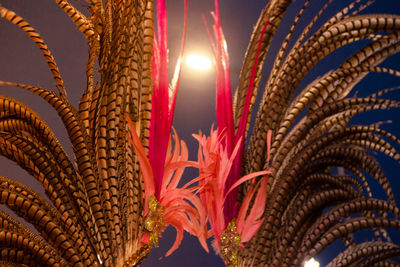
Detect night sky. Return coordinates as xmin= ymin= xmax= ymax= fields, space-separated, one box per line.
xmin=0 ymin=0 xmax=400 ymax=266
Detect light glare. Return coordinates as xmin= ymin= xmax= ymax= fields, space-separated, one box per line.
xmin=185 ymin=54 xmax=212 ymax=71
xmin=304 ymin=258 xmax=320 ymax=267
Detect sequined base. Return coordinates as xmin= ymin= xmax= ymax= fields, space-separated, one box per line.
xmin=220 ymin=220 xmax=241 ymax=267
xmin=145 ymin=195 xmax=165 ymax=247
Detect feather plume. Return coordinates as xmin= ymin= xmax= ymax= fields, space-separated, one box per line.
xmin=202 ymin=0 xmax=270 ymax=225
xmin=194 ymin=1 xmax=271 ymax=256
xmin=128 ymin=117 xmax=208 ymax=255
xmin=125 ymin=0 xmax=207 ymax=256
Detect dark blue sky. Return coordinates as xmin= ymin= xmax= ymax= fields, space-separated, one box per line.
xmin=0 ymin=0 xmax=399 ymax=266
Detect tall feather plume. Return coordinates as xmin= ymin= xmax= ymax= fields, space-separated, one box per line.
xmin=126 ymin=0 xmax=208 ymax=258
xmin=194 ymin=1 xmax=272 ymax=265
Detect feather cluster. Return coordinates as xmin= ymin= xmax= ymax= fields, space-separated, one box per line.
xmin=193 ymin=0 xmax=272 ymax=262
xmin=193 ymin=128 xmax=272 ymax=246
xmin=126 ymin=0 xmax=208 ymax=257
xmin=127 ymin=120 xmax=208 ymax=256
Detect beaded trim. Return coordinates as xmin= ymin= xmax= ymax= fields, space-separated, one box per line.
xmin=122 ymin=244 xmax=151 ymax=267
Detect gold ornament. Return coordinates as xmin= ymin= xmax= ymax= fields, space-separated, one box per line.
xmin=144 ymin=195 xmax=165 ymax=248
xmin=220 ymin=219 xmax=241 ymax=266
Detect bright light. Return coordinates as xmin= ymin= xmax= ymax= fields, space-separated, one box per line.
xmin=304 ymin=258 xmax=320 ymax=267
xmin=185 ymin=54 xmax=212 ymax=71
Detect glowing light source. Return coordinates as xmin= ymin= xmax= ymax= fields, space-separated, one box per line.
xmin=304 ymin=258 xmax=320 ymax=267
xmin=185 ymin=54 xmax=212 ymax=71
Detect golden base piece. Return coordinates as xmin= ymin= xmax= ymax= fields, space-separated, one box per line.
xmin=220 ymin=219 xmax=241 ymax=267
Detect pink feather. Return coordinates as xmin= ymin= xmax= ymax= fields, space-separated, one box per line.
xmin=223 ymin=170 xmax=271 ymax=203
xmin=239 ymin=177 xmax=268 ymax=243
xmin=236 ymin=181 xmax=259 ymax=234
xmin=164 ymin=216 xmax=184 ymax=256
xmin=168 ymin=1 xmax=187 ymax=130
xmin=149 ymin=0 xmax=188 ymax=199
